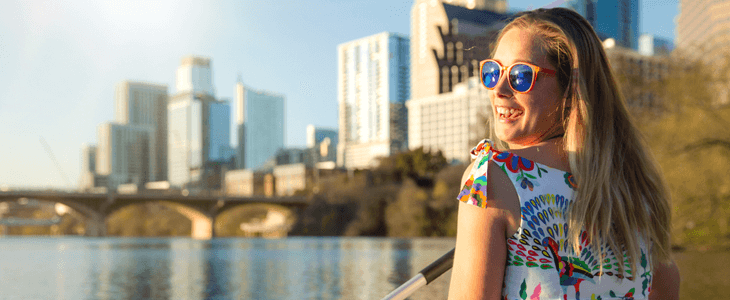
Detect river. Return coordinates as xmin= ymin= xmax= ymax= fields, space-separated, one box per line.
xmin=0 ymin=237 xmax=725 ymax=299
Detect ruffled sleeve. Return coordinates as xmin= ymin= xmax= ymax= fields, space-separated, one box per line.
xmin=456 ymin=139 xmax=494 ymax=208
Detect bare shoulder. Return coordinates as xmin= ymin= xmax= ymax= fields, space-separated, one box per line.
xmin=485 ymin=160 xmax=521 ymax=235
xmin=458 ymin=158 xmax=521 ymax=236
xmin=449 ymin=158 xmax=519 ymax=299
xmin=460 ymin=160 xmax=475 ymax=187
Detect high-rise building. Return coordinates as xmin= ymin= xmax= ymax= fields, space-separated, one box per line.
xmin=96 ymin=122 xmax=155 ymax=188
xmin=168 ymin=56 xmax=233 ymax=190
xmin=114 ymin=81 xmax=168 ymax=181
xmin=79 ymin=144 xmax=100 ymax=190
xmin=407 ymin=78 xmax=490 ymax=163
xmin=676 ymin=0 xmax=730 ymax=65
xmin=235 ymin=80 xmax=285 ymax=170
xmin=80 ymin=144 xmax=97 ymax=175
xmin=337 ymin=32 xmax=410 ymax=169
xmin=567 ymin=0 xmax=639 ymax=49
xmin=603 ymin=39 xmax=670 ymax=111
xmin=209 ymin=100 xmax=233 ymax=163
xmin=306 ymin=125 xmax=338 ymax=163
xmin=407 ymin=1 xmax=508 ymax=163
xmin=306 ymin=125 xmax=337 ymax=148
xmin=638 ymin=34 xmax=674 ymax=57
xmin=410 ymin=1 xmax=510 ymax=100
xmin=176 ymin=56 xmax=215 ymax=96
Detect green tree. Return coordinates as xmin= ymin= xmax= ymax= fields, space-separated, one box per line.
xmin=619 ymin=52 xmax=730 ymax=249
xmin=376 ymin=147 xmax=448 ymax=183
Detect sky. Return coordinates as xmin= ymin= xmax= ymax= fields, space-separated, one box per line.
xmin=0 ymin=0 xmax=678 ymax=190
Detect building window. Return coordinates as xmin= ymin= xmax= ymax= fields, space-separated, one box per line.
xmin=447 ymin=42 xmax=454 ymax=62
xmin=452 ymin=65 xmax=459 ymax=87
xmin=442 ymin=66 xmax=450 ymax=93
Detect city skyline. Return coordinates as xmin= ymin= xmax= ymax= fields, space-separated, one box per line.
xmin=0 ymin=0 xmax=678 ymax=189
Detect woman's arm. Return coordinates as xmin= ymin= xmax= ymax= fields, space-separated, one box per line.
xmin=448 ymin=161 xmax=517 ymax=300
xmin=648 ymin=260 xmax=680 ymax=300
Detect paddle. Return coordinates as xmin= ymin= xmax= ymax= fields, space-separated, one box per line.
xmin=381 ymin=248 xmax=455 ymax=300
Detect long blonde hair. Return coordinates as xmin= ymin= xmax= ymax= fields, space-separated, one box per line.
xmin=489 ymin=8 xmax=672 ymax=276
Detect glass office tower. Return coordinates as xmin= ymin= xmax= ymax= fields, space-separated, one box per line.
xmin=114 ymin=81 xmax=169 ymax=181
xmin=168 ymin=56 xmax=232 ymax=190
xmin=235 ymin=80 xmax=285 ymax=170
xmin=568 ymin=0 xmax=640 ymax=49
xmin=337 ymin=32 xmax=410 ymax=169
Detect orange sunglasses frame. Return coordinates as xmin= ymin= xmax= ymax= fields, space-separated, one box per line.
xmin=479 ymin=59 xmax=556 ymax=94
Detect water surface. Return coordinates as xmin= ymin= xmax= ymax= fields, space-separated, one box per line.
xmin=0 ymin=237 xmax=723 ymax=299
xmin=0 ymin=237 xmax=454 ymax=299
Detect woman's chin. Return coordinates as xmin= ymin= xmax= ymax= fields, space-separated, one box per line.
xmin=496 ymin=133 xmax=534 ymax=148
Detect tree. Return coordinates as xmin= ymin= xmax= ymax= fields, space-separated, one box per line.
xmin=621 ymin=51 xmax=730 ymax=249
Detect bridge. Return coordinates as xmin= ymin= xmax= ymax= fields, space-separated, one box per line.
xmin=0 ymin=190 xmax=308 ymax=239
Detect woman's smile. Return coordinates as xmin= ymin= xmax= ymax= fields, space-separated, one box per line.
xmin=495 ymin=105 xmax=524 ymax=122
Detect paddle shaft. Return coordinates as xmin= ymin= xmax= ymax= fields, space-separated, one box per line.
xmin=381 ymin=248 xmax=455 ymax=300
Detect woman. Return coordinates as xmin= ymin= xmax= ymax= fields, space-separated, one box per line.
xmin=448 ymin=8 xmax=679 ymax=300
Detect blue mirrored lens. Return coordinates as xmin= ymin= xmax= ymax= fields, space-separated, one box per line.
xmin=482 ymin=61 xmax=501 ymax=88
xmin=510 ymin=64 xmax=534 ymax=92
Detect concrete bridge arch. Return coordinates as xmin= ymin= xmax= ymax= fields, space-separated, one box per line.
xmin=0 ymin=191 xmax=307 ymax=239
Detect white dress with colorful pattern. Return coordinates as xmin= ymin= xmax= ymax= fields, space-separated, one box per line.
xmin=457 ymin=140 xmax=653 ymax=300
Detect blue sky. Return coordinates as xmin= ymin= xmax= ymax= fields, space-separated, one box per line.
xmin=0 ymin=0 xmax=678 ymax=190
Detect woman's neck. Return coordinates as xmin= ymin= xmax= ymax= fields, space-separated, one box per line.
xmin=506 ymin=137 xmax=571 ymax=173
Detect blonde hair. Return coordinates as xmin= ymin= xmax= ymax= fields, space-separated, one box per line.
xmin=489 ymin=8 xmax=672 ymax=276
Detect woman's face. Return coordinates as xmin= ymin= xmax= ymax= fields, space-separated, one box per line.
xmin=490 ymin=28 xmax=563 ymax=148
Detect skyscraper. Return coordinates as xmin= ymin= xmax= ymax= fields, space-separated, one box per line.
xmin=337 ymin=32 xmax=410 ymax=169
xmin=407 ymin=78 xmax=490 ymax=163
xmin=306 ymin=125 xmax=338 ymax=163
xmin=407 ymin=1 xmax=507 ymax=163
xmin=410 ymin=0 xmax=510 ymax=100
xmin=79 ymin=144 xmax=101 ymax=190
xmin=114 ymin=81 xmax=168 ymax=181
xmin=80 ymin=144 xmax=97 ymax=177
xmin=168 ymin=56 xmax=233 ymax=190
xmin=96 ymin=122 xmax=155 ymax=188
xmin=676 ymin=0 xmax=730 ymax=65
xmin=567 ymin=0 xmax=639 ymax=49
xmin=638 ymin=34 xmax=674 ymax=57
xmin=676 ymin=0 xmax=730 ymax=104
xmin=235 ymin=79 xmax=285 ymax=170
xmin=175 ymin=56 xmax=215 ymax=96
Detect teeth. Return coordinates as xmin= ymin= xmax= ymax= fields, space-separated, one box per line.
xmin=496 ymin=106 xmax=523 ymax=119
xmin=496 ymin=107 xmax=522 ymax=118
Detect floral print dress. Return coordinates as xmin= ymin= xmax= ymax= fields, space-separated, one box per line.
xmin=457 ymin=140 xmax=652 ymax=300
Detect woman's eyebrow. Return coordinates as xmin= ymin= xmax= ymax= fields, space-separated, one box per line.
xmin=492 ymin=58 xmax=542 ymax=66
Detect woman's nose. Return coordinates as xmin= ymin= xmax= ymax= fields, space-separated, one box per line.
xmin=494 ymin=72 xmax=513 ymax=98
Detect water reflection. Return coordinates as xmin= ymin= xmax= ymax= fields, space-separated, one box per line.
xmin=1 ymin=237 xmax=451 ymax=299
xmin=0 ymin=237 xmax=725 ymax=299
xmin=169 ymin=239 xmax=204 ymax=299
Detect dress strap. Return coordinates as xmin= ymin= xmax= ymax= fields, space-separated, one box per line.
xmin=457 ymin=139 xmax=495 ymax=208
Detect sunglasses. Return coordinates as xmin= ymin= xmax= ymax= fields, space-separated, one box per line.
xmin=479 ymin=59 xmax=556 ymax=93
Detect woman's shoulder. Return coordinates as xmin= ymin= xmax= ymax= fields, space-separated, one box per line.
xmin=460 ymin=139 xmax=577 ymax=201
xmin=467 ymin=139 xmax=569 ymax=174
xmin=459 ymin=139 xmax=520 ymax=209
